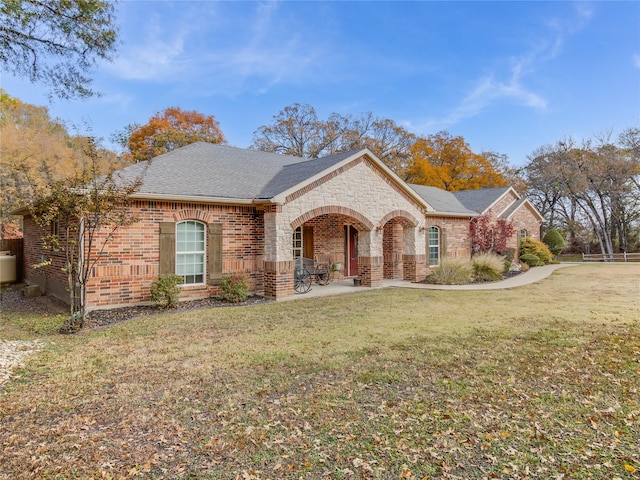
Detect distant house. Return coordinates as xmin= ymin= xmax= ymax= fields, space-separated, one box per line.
xmin=19 ymin=143 xmax=542 ymax=309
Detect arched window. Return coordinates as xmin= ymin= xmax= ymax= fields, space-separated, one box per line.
xmin=176 ymin=220 xmax=205 ymax=284
xmin=429 ymin=226 xmax=440 ymax=266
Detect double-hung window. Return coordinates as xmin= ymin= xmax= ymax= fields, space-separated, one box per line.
xmin=176 ymin=220 xmax=205 ymax=284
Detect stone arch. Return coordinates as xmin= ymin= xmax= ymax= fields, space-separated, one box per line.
xmin=291 ymin=205 xmax=374 ymax=231
xmin=378 ymin=209 xmax=420 ymax=229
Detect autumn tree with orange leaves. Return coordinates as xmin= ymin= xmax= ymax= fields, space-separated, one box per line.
xmin=407 ymin=131 xmax=509 ymax=191
xmin=118 ymin=107 xmax=226 ymax=163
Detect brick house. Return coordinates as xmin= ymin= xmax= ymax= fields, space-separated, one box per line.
xmin=452 ymin=186 xmax=544 ymax=255
xmin=19 ymin=143 xmax=542 ymax=309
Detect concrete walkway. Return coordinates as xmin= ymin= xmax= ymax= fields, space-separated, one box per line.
xmin=280 ymin=263 xmax=579 ymax=301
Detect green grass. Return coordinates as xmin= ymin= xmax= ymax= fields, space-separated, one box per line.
xmin=1 ymin=264 xmax=639 ymax=479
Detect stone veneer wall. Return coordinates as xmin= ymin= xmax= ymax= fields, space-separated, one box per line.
xmin=262 ymin=155 xmax=428 ymax=297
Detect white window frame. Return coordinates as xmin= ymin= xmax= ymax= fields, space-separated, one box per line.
xmin=520 ymin=229 xmax=528 ymax=240
xmin=176 ymin=220 xmax=206 ymax=285
xmin=429 ymin=226 xmax=440 ymax=266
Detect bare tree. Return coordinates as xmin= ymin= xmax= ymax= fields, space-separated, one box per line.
xmin=250 ymin=103 xmax=415 ymax=177
xmin=524 ymin=131 xmax=640 ymax=255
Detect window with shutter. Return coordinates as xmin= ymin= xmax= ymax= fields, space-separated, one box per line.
xmin=158 ymin=221 xmax=223 ymax=285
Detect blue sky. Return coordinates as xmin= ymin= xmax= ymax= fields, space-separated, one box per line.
xmin=3 ymin=1 xmax=639 ymax=166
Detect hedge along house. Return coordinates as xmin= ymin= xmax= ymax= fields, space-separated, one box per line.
xmin=21 ymin=143 xmax=436 ymax=309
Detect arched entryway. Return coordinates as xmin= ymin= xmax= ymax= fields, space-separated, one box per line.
xmin=291 ymin=208 xmax=372 ymax=283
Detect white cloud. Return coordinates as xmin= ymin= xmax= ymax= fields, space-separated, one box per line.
xmin=415 ymin=5 xmax=592 ymax=132
xmin=104 ymin=1 xmax=327 ymax=96
xmin=106 ymin=11 xmax=190 ymax=81
xmin=633 ymin=54 xmax=640 ymax=69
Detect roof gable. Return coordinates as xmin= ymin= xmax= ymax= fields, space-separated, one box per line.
xmin=117 ymin=143 xmax=357 ymax=202
xmin=501 ymin=196 xmax=545 ymax=222
xmin=117 ymin=143 xmax=427 ymax=208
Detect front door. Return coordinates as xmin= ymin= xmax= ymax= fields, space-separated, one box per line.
xmin=345 ymin=225 xmax=359 ymax=276
xmin=303 ymin=226 xmax=314 ymax=260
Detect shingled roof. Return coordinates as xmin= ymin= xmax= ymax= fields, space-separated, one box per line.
xmin=116 ymin=143 xmax=361 ymax=202
xmin=409 ymin=184 xmax=477 ymax=216
xmin=452 ymin=186 xmax=514 ymax=214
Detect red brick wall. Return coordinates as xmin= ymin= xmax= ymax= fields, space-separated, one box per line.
xmin=22 ymin=216 xmax=70 ymax=303
xmin=426 ymin=216 xmax=472 ymax=260
xmin=383 ymin=222 xmax=404 ymax=279
xmin=492 ymin=190 xmax=519 ymax=216
xmin=508 ymin=204 xmax=542 ymax=255
xmin=82 ymin=200 xmax=265 ymax=308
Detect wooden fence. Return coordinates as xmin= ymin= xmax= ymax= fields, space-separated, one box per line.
xmin=1 ymin=238 xmax=24 ymax=282
xmin=582 ymin=252 xmax=640 ymax=263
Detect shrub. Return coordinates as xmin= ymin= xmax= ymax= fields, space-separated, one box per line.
xmin=150 ymin=274 xmax=183 ymax=309
xmin=519 ymin=253 xmax=544 ymax=267
xmin=221 ymin=273 xmax=249 ymax=303
xmin=542 ymin=229 xmax=565 ymax=258
xmin=520 ymin=237 xmax=553 ymax=265
xmin=426 ymin=258 xmax=474 ymax=285
xmin=472 ymin=252 xmax=505 ymax=282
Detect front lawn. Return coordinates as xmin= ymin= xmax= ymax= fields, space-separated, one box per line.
xmin=1 ymin=264 xmax=638 ymax=479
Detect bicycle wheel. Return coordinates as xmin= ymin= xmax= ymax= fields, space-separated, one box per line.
xmin=316 ymin=263 xmax=330 ymax=285
xmin=294 ymin=268 xmax=312 ymax=294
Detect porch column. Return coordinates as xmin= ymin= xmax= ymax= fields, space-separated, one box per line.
xmin=263 ymin=207 xmax=295 ymax=298
xmin=358 ymin=228 xmax=384 ymax=287
xmin=403 ymin=226 xmax=427 ymax=282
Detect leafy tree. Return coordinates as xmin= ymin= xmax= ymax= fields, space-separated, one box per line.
xmin=0 ymin=0 xmax=118 ymax=99
xmin=406 ymin=131 xmax=509 ymax=191
xmin=28 ymin=138 xmax=144 ymax=331
xmin=250 ymin=103 xmax=415 ymax=178
xmin=0 ymin=90 xmax=123 ymax=235
xmin=118 ymin=107 xmax=226 ymax=163
xmin=469 ymin=212 xmax=515 ymax=254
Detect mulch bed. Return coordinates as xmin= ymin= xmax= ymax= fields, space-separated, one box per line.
xmin=1 ymin=284 xmax=271 ymax=331
xmin=84 ymin=295 xmax=270 ymax=330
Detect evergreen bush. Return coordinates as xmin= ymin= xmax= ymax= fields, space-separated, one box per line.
xmin=520 ymin=237 xmax=553 ymax=264
xmin=542 ymin=229 xmax=566 ymax=258
xmin=519 ymin=253 xmax=544 ymax=267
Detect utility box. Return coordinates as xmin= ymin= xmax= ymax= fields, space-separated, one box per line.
xmin=0 ymin=250 xmax=17 ymax=284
